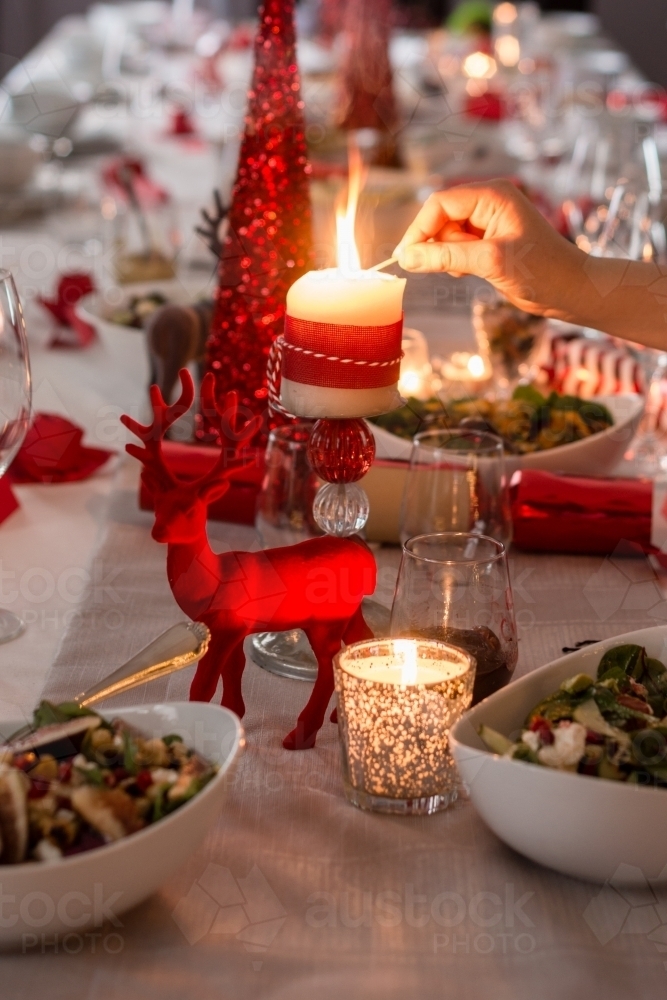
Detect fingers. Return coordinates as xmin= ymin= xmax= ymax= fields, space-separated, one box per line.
xmin=395 ymin=182 xmax=514 ymax=258
xmin=397 ymin=236 xmax=498 ymax=277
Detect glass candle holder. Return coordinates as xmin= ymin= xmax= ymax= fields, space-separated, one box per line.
xmin=390 ymin=532 xmax=518 ymax=706
xmin=334 ymin=637 xmax=474 ymax=815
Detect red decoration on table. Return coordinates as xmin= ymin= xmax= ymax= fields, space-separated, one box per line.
xmin=10 ymin=414 xmax=114 ymax=484
xmin=168 ymin=105 xmax=197 ymax=136
xmin=510 ymin=470 xmax=667 ymax=566
xmin=102 ymin=157 xmax=169 ymax=208
xmin=0 ymin=476 xmax=19 ymax=526
xmin=335 ymin=0 xmax=400 ymax=164
xmin=201 ymin=0 xmax=313 ymax=443
xmin=122 ymin=370 xmax=375 ymax=749
xmin=39 ymin=273 xmax=97 ymax=348
xmin=308 ymin=419 xmax=375 ymax=483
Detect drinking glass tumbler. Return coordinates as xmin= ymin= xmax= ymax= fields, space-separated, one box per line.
xmin=399 ymin=428 xmax=512 ymax=548
xmin=390 ymin=532 xmax=518 ymax=704
xmin=255 ymin=422 xmax=319 ymax=548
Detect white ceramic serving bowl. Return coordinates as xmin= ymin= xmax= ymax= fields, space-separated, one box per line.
xmin=372 ymin=394 xmax=644 ymax=477
xmin=77 ymin=279 xmax=211 ymax=383
xmin=0 ymin=701 xmax=243 ymax=946
xmin=451 ymin=626 xmax=667 ymax=885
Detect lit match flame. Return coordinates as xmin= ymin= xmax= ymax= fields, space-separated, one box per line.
xmin=336 ymin=139 xmax=366 ymax=274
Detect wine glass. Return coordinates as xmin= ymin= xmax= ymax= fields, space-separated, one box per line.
xmin=390 ymin=532 xmax=518 ymax=705
xmin=0 ymin=271 xmax=32 ymax=643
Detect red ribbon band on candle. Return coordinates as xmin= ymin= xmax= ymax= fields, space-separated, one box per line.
xmin=282 ymin=314 xmax=403 ymax=389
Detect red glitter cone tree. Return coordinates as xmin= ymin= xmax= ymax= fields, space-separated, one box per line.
xmin=201 ymin=0 xmax=312 ymax=443
xmin=335 ymin=0 xmax=400 ymax=165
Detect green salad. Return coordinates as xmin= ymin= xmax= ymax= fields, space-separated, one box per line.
xmin=479 ymin=644 xmax=667 ymax=786
xmin=371 ymin=385 xmax=614 ymax=454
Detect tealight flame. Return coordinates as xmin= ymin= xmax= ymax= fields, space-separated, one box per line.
xmin=396 ymin=639 xmax=418 ymax=685
xmin=462 ymin=51 xmax=497 ymax=80
xmin=494 ymin=2 xmax=518 ymax=25
xmin=336 ymin=139 xmax=366 ymax=274
xmin=467 ymin=354 xmax=486 ymax=378
xmin=495 ymin=34 xmax=520 ymax=67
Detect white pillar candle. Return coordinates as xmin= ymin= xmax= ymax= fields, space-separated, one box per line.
xmin=281 ymin=268 xmax=406 ymax=419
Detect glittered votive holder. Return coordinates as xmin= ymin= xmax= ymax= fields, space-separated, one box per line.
xmin=333 ymin=638 xmax=475 ymax=815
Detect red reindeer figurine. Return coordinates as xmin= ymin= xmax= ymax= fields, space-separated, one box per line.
xmin=121 ymin=370 xmax=376 ymax=749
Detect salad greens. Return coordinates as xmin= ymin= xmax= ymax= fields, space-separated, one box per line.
xmin=479 ymin=644 xmax=667 ymax=786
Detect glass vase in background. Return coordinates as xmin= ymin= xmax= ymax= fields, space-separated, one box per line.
xmin=390 ymin=532 xmax=518 ymax=705
xmin=0 ymin=270 xmax=31 ymax=642
xmin=399 ymin=428 xmax=512 ymax=548
xmin=473 ymin=287 xmax=546 ymax=398
xmin=255 ymin=422 xmax=319 ymax=548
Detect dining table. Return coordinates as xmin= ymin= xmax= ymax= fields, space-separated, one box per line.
xmin=2 ymin=9 xmax=667 ymax=999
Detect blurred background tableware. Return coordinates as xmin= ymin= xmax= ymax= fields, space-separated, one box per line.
xmin=0 ymin=126 xmax=41 ymax=191
xmin=399 ymin=428 xmax=512 ymax=548
xmin=0 ymin=270 xmax=32 ymax=643
xmin=473 ymin=287 xmax=546 ymax=397
xmin=390 ymin=532 xmax=518 ymax=705
xmin=334 ymin=636 xmax=475 ymax=815
xmin=255 ymin=423 xmax=319 ymax=549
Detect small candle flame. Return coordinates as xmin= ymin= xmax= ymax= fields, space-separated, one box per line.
xmin=336 ymin=139 xmax=366 ymax=274
xmin=467 ymin=354 xmax=486 ymax=378
xmin=462 ymin=51 xmax=497 ymax=80
xmin=395 ymin=639 xmax=418 ymax=685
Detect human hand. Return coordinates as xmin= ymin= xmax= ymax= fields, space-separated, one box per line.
xmin=394 ymin=180 xmax=588 ymax=321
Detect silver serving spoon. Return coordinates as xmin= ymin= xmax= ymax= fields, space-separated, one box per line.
xmin=7 ymin=621 xmax=210 ymax=745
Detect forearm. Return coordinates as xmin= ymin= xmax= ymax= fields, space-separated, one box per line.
xmin=556 ymin=257 xmax=667 ymax=349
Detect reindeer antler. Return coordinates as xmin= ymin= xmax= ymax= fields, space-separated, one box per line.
xmin=121 ymin=369 xmax=195 ymax=488
xmin=122 ymin=369 xmax=259 ymax=504
xmin=200 ymin=372 xmax=263 ymax=456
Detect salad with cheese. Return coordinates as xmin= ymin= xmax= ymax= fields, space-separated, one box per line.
xmin=479 ymin=644 xmax=667 ymax=786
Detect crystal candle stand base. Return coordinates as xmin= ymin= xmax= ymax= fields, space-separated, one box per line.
xmin=334 ymin=638 xmax=475 ymax=815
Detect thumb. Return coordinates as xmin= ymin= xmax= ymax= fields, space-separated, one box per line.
xmin=397 ymin=237 xmax=497 ymax=278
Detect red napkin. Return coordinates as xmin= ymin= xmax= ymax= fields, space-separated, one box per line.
xmin=510 ymin=470 xmax=664 ymax=562
xmin=0 ymin=475 xmax=19 ymax=525
xmin=138 ymin=440 xmax=265 ymax=525
xmin=39 ymin=273 xmax=97 ymax=348
xmin=464 ymin=90 xmax=505 ymax=121
xmin=10 ymin=414 xmax=114 ymax=484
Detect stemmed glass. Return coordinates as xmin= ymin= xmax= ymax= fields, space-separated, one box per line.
xmin=0 ymin=271 xmax=32 ymax=643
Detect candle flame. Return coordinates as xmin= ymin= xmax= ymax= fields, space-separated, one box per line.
xmin=336 ymin=139 xmax=366 ymax=274
xmin=467 ymin=354 xmax=486 ymax=378
xmin=462 ymin=51 xmax=497 ymax=80
xmin=395 ymin=639 xmax=418 ymax=685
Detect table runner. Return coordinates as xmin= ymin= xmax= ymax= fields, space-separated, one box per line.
xmin=4 ymin=460 xmax=667 ymax=999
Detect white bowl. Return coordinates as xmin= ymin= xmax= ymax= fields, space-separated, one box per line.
xmin=0 ymin=701 xmax=243 ymax=945
xmin=451 ymin=626 xmax=667 ymax=885
xmin=77 ymin=279 xmax=211 ymax=382
xmin=372 ymin=394 xmax=644 ymax=477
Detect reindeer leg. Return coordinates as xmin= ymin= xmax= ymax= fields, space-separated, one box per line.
xmin=219 ymin=633 xmax=247 ymax=719
xmin=283 ymin=623 xmax=344 ymax=751
xmin=328 ymin=604 xmax=374 ymax=724
xmin=190 ymin=627 xmax=245 ymax=712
